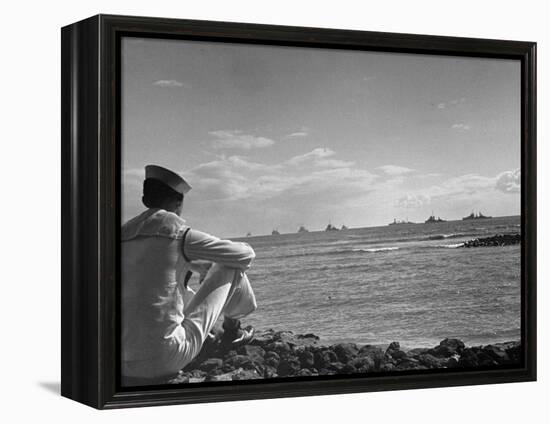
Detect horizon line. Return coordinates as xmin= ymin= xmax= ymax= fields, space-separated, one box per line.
xmin=230 ymin=214 xmax=521 ymax=240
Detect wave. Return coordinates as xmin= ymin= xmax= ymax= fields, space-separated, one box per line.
xmin=259 ymin=231 xmax=497 ymax=260
xmin=310 ymin=231 xmax=483 ymax=248
xmin=426 ymin=233 xmax=473 ymax=240
xmin=418 ymin=242 xmax=466 ymax=249
xmin=436 ymin=243 xmax=465 ymax=249
xmin=265 ymin=240 xmax=476 ymax=259
xmin=353 ymin=247 xmax=400 ymax=253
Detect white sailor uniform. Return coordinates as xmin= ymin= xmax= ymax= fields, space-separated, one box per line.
xmin=121 ymin=208 xmax=257 ymax=383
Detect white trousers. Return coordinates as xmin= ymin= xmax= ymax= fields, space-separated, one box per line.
xmin=122 ymin=264 xmax=256 ymax=384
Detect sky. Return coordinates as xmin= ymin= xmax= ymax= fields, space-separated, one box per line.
xmin=121 ymin=37 xmax=521 ymax=238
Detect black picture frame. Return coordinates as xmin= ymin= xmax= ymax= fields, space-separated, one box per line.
xmin=61 ymin=14 xmax=537 ymax=409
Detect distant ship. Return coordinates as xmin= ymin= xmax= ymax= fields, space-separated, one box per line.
xmin=297 ymin=226 xmax=309 ymax=233
xmin=462 ymin=211 xmax=492 ymax=220
xmin=389 ymin=218 xmax=415 ymax=226
xmin=425 ymin=213 xmax=446 ymax=223
xmin=341 ymin=225 xmax=349 ymax=230
xmin=325 ymin=223 xmax=339 ymax=231
xmin=246 ymin=232 xmax=252 ymax=237
xmin=271 ymin=229 xmax=280 ymax=235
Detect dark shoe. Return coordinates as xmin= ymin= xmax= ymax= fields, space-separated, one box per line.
xmin=221 ymin=324 xmax=255 ymax=348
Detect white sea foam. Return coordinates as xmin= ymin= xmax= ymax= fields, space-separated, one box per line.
xmin=354 ymin=246 xmax=400 ymax=253
xmin=438 ymin=243 xmax=465 ymax=248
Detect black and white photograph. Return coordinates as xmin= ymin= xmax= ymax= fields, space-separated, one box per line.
xmin=120 ymin=35 xmax=523 ymax=387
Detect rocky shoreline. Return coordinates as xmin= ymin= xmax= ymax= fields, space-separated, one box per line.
xmin=461 ymin=233 xmax=520 ymax=248
xmin=168 ymin=329 xmax=521 ymax=384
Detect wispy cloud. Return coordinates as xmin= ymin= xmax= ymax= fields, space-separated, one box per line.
xmin=123 ymin=158 xmax=520 ymax=234
xmin=209 ymin=130 xmax=275 ymax=150
xmin=153 ymin=79 xmax=186 ymax=88
xmin=285 ymin=126 xmax=310 ymax=139
xmin=185 ymin=148 xmax=372 ymax=205
xmin=396 ymin=169 xmax=521 ymax=210
xmin=396 ymin=193 xmax=430 ymax=208
xmin=316 ymin=158 xmax=356 ymax=168
xmin=286 ymin=131 xmax=309 ymax=138
xmin=286 ymin=147 xmax=335 ymax=165
xmin=377 ymin=165 xmax=415 ymax=176
xmin=495 ymin=169 xmax=520 ymax=193
xmin=451 ymin=123 xmax=471 ymax=131
xmin=436 ymin=97 xmax=466 ymax=109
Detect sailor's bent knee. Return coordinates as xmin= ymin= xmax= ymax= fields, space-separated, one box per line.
xmin=249 ymin=295 xmax=258 ymax=314
xmin=207 ymin=263 xmax=237 ymax=280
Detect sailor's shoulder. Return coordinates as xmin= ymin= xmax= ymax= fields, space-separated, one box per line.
xmin=122 ymin=209 xmax=188 ymax=240
xmin=143 ymin=209 xmax=188 ymax=237
xmin=150 ymin=209 xmax=185 ymax=224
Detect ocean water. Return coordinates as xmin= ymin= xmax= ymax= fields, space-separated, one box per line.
xmin=237 ymin=216 xmax=521 ymax=348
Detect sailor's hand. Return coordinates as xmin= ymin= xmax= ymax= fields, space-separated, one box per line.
xmin=188 ymin=260 xmax=213 ymax=284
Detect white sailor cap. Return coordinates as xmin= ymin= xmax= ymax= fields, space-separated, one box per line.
xmin=145 ymin=165 xmax=192 ymax=195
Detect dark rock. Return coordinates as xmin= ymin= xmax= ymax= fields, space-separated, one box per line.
xmin=386 ymin=342 xmax=401 ymax=354
xmin=326 ymin=361 xmax=345 ymax=373
xmin=314 ymin=349 xmax=338 ymax=369
xmin=198 ymin=358 xmax=223 ymax=372
xmin=277 ymin=357 xmax=301 ymax=376
xmin=263 ymin=365 xmax=278 ymax=379
xmin=391 ymin=349 xmax=408 ymax=360
xmin=167 ymin=330 xmax=519 ymax=384
xmin=265 ymin=357 xmax=280 ymax=369
xmin=408 ymin=348 xmax=430 ymax=357
xmin=265 ymin=351 xmax=280 ymax=361
xmin=297 ymin=333 xmax=320 ymax=340
xmin=273 ymin=330 xmax=295 ymax=342
xmin=292 ymin=333 xmax=321 ymax=349
xmin=224 ymin=354 xmax=255 ymax=370
xmin=482 ymin=345 xmax=510 ymax=364
xmin=250 ymin=329 xmax=276 ymax=347
xmin=318 ymin=368 xmax=335 ymax=376
xmin=232 ymin=369 xmax=262 ymax=380
xmin=395 ymin=357 xmax=421 ymax=370
xmin=380 ymin=363 xmax=394 ymax=372
xmin=221 ymin=363 xmax=235 ymax=372
xmin=264 ymin=350 xmax=280 ymax=368
xmin=462 ymin=233 xmax=520 ymax=248
xmin=429 ymin=338 xmax=465 ymax=357
xmin=270 ymin=331 xmax=302 ymax=349
xmin=358 ymin=345 xmax=385 ymax=370
xmin=167 ymin=374 xmax=190 ymax=384
xmin=223 ymin=350 xmax=238 ymax=360
xmin=350 ymin=356 xmax=375 ymax=373
xmin=209 ymin=367 xmax=226 ymax=376
xmin=505 ymin=343 xmax=521 ymax=363
xmin=207 ymin=368 xmax=262 ymax=381
xmin=358 ymin=345 xmax=383 ymax=356
xmin=418 ymin=353 xmax=447 ymax=368
xmin=385 ymin=342 xmax=409 ymax=362
xmin=188 ymin=369 xmax=207 ymax=379
xmin=341 ymin=363 xmax=357 ymax=374
xmin=237 ymin=345 xmax=265 ymax=365
xmin=446 ymin=357 xmax=459 ymax=368
xmin=299 ymin=350 xmax=315 ymax=368
xmin=265 ymin=341 xmax=293 ymax=355
xmin=461 ymin=348 xmax=479 ymax=367
xmin=334 ymin=343 xmax=359 ymax=363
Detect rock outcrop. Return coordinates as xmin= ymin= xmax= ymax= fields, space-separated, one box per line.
xmin=461 ymin=233 xmax=520 ymax=248
xmin=167 ymin=330 xmax=520 ymax=384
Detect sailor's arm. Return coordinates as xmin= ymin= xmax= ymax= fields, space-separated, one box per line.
xmin=182 ymin=229 xmax=256 ymax=271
